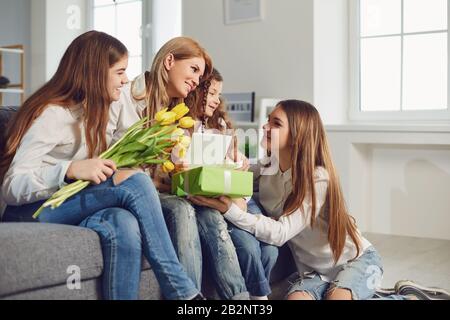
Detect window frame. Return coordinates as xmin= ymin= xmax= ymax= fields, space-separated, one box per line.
xmin=86 ymin=0 xmax=153 ymax=80
xmin=349 ymin=0 xmax=450 ymax=121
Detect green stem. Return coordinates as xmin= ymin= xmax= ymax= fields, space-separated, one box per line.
xmin=32 ymin=118 xmax=176 ymax=219
xmin=100 ymin=117 xmax=148 ymax=159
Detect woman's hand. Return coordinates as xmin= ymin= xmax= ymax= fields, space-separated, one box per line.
xmin=153 ymin=177 xmax=171 ymax=193
xmin=66 ymin=159 xmax=117 ymax=185
xmin=173 ymin=159 xmax=190 ymax=174
xmin=188 ymin=195 xmax=232 ymax=214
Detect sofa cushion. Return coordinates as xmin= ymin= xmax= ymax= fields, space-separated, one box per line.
xmin=0 ymin=222 xmax=102 ymax=297
xmin=0 ymin=107 xmax=19 ymax=202
xmin=0 ymin=222 xmax=151 ymax=298
xmin=3 ymin=268 xmax=162 ymax=300
xmin=0 ymin=106 xmax=18 ymax=146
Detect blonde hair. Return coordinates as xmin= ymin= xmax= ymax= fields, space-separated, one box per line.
xmin=132 ymin=36 xmax=212 ymax=120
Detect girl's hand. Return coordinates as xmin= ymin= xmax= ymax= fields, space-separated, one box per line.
xmin=66 ymin=159 xmax=117 ymax=185
xmin=238 ymin=156 xmax=250 ymax=171
xmin=232 ymin=198 xmax=247 ymax=212
xmin=188 ymin=195 xmax=232 ymax=214
xmin=235 ymin=153 xmax=250 ymax=171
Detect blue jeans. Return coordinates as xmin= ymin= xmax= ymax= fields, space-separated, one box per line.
xmin=78 ymin=208 xmax=142 ymax=299
xmin=3 ymin=204 xmax=141 ymax=299
xmin=3 ymin=173 xmax=199 ymax=300
xmin=286 ymin=246 xmax=408 ymax=300
xmin=159 ymin=193 xmax=249 ymax=300
xmin=228 ymin=198 xmax=279 ymax=296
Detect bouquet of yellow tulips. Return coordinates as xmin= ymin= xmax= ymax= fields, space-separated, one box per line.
xmin=32 ymin=103 xmax=195 ymax=219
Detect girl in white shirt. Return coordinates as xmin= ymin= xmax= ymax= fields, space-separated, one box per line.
xmin=0 ymin=31 xmax=203 ymax=300
xmin=189 ymin=99 xmax=381 ymax=300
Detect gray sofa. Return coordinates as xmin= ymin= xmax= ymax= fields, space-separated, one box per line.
xmin=0 ymin=106 xmax=295 ymax=300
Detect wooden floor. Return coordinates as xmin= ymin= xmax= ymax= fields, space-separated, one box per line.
xmin=270 ymin=232 xmax=450 ymax=299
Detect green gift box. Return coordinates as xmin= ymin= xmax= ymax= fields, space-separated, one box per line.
xmin=171 ymin=166 xmax=253 ymax=198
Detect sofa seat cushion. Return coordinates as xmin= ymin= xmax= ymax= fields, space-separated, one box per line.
xmin=0 ymin=222 xmax=151 ymax=297
xmin=0 ymin=106 xmax=19 ymax=144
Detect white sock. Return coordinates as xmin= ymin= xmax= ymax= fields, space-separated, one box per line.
xmin=250 ymin=295 xmax=268 ymax=300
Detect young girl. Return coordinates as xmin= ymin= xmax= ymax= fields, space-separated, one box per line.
xmin=192 ymin=68 xmax=277 ymax=301
xmin=189 ymin=99 xmax=382 ymax=300
xmin=155 ymin=68 xmax=250 ymax=299
xmin=0 ymin=31 xmax=202 ymax=300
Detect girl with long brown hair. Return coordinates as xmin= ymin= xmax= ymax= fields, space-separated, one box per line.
xmin=189 ymin=99 xmax=380 ymax=300
xmin=0 ymin=31 xmax=202 ymax=300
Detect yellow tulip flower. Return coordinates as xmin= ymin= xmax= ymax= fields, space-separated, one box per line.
xmin=171 ymin=128 xmax=185 ymax=140
xmin=178 ymin=135 xmax=191 ymax=148
xmin=171 ymin=103 xmax=190 ymax=120
xmin=155 ymin=107 xmax=169 ymax=122
xmin=172 ymin=144 xmax=187 ymax=159
xmin=159 ymin=111 xmax=177 ymax=125
xmin=178 ymin=116 xmax=195 ymax=129
xmin=162 ymin=160 xmax=175 ymax=173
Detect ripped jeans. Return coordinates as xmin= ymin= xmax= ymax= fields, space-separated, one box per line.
xmin=159 ymin=193 xmax=249 ymax=300
xmin=286 ymin=246 xmax=407 ymax=300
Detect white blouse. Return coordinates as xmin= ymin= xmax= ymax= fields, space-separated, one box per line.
xmin=224 ymin=164 xmax=372 ymax=281
xmin=1 ymin=89 xmax=141 ymax=206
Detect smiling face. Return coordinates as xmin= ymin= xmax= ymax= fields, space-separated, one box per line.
xmin=204 ymin=79 xmax=223 ymax=117
xmin=165 ymin=55 xmax=206 ymax=99
xmin=107 ymin=56 xmax=128 ymax=102
xmin=262 ymin=105 xmax=291 ymax=153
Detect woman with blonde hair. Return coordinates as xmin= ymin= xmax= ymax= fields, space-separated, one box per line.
xmin=112 ymin=36 xmax=212 ymax=141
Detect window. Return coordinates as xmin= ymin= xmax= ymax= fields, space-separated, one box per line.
xmin=350 ymin=0 xmax=449 ymax=120
xmin=91 ymin=0 xmax=145 ymax=80
xmin=89 ymin=0 xmax=182 ymax=81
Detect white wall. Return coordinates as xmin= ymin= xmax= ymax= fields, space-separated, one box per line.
xmin=182 ymin=0 xmax=315 ymax=122
xmin=45 ymin=0 xmax=87 ymax=80
xmin=0 ymin=0 xmax=31 ymax=103
xmin=313 ymin=0 xmax=348 ymax=124
xmin=152 ymin=0 xmax=182 ymax=56
xmin=30 ymin=0 xmax=87 ymax=91
xmin=370 ymin=146 xmax=450 ymax=240
xmin=327 ymin=125 xmax=450 ymax=240
xmin=182 ymin=0 xmax=351 ymax=125
xmin=30 ymin=0 xmax=46 ymax=93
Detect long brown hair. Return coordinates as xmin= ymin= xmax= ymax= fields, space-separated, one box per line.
xmin=0 ymin=31 xmax=128 ymax=181
xmin=279 ymin=100 xmax=362 ymax=263
xmin=185 ymin=68 xmax=233 ymax=132
xmin=134 ymin=37 xmax=212 ymax=120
